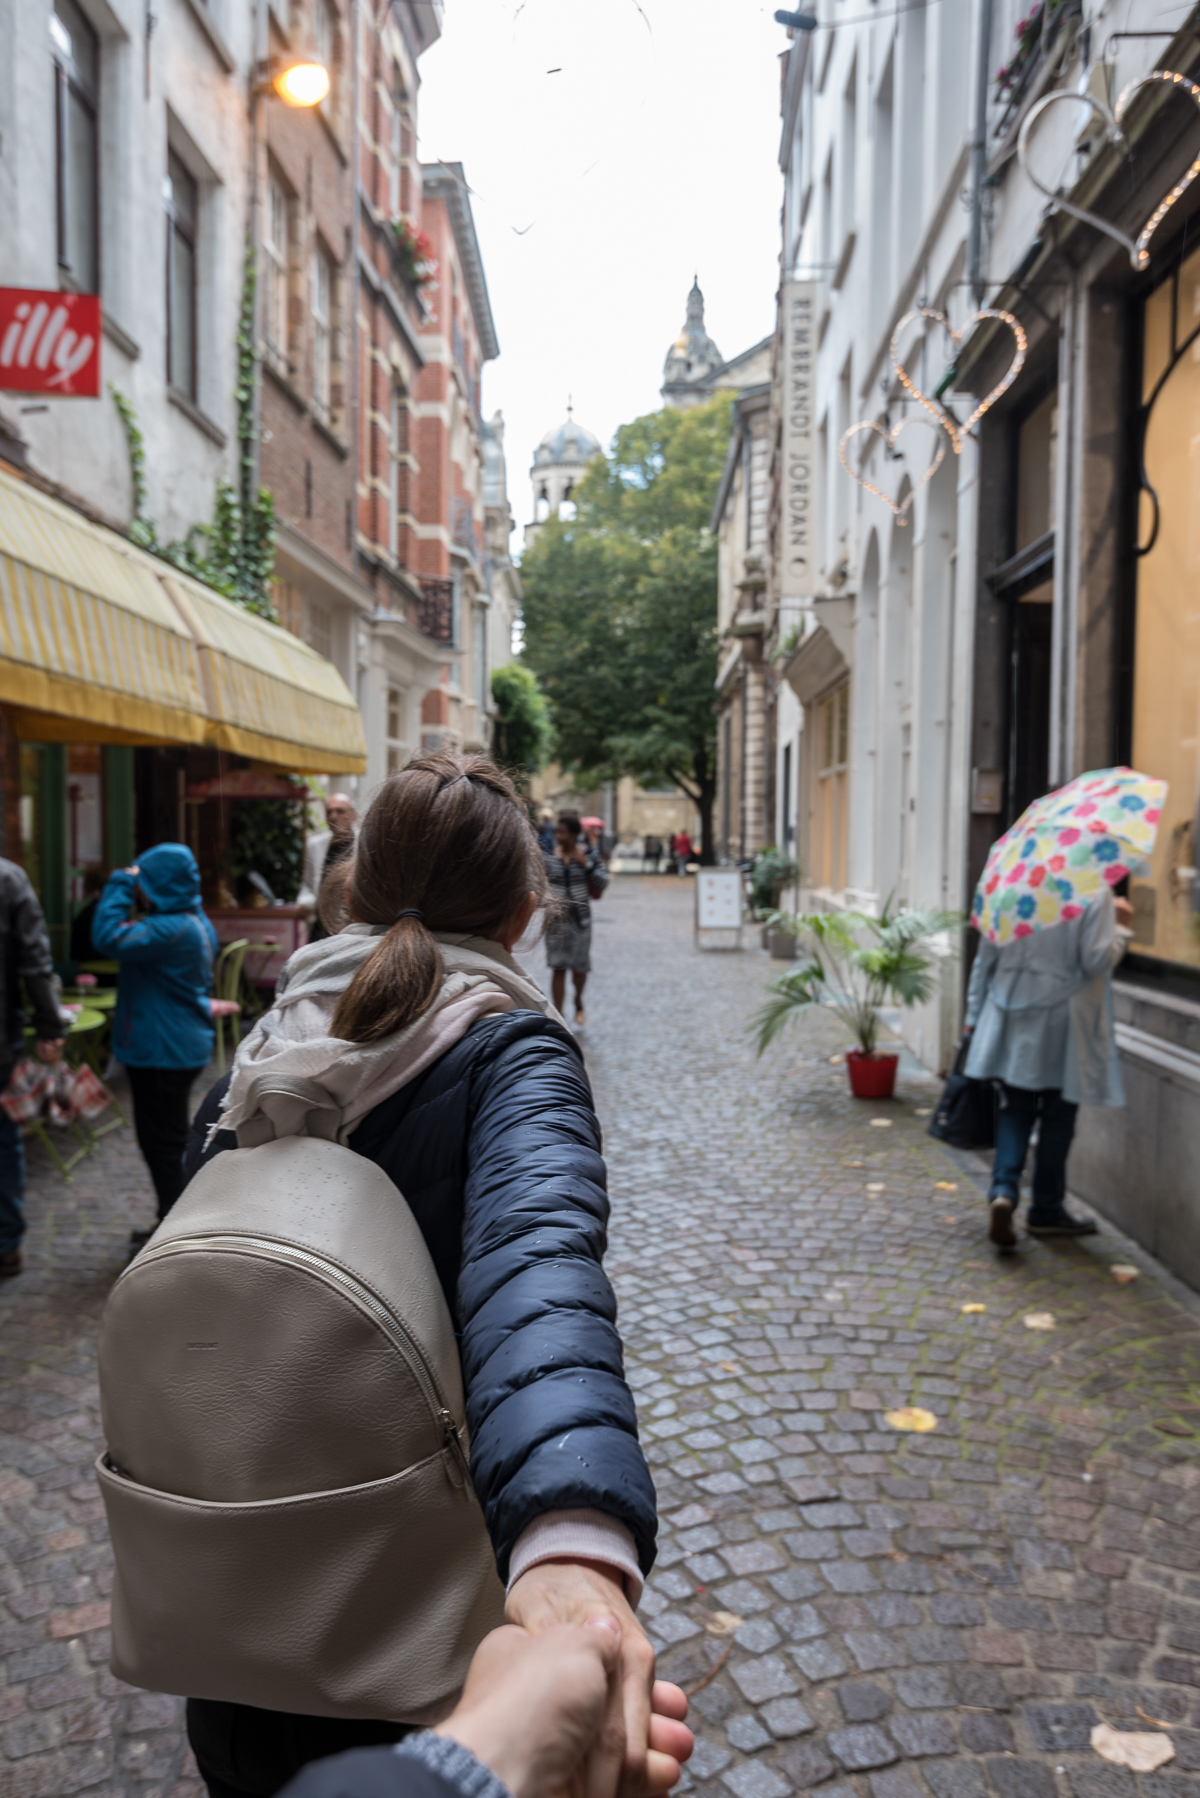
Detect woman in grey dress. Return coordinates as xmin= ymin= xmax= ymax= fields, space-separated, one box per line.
xmin=544 ymin=813 xmax=608 ymax=1024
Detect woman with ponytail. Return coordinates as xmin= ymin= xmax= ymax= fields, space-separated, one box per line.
xmin=182 ymin=755 xmax=660 ymax=1798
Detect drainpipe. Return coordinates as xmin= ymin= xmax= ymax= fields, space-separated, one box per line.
xmin=967 ymin=0 xmax=995 ymax=306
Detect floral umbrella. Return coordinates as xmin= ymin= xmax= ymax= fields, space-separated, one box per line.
xmin=972 ymin=767 xmax=1166 ymax=945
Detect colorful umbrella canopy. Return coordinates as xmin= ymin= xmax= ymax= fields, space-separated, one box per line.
xmin=972 ymin=767 xmax=1166 ymax=945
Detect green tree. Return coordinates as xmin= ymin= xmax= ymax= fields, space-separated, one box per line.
xmin=491 ymin=662 xmax=554 ymax=788
xmin=521 ymin=394 xmax=731 ymax=860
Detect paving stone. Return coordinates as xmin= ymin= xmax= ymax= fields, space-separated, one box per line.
xmin=1020 ymin=1703 xmax=1098 ymax=1753
xmin=959 ymin=1715 xmax=1015 ymax=1754
xmin=761 ymin=1698 xmax=816 ymax=1739
xmin=894 ymin=1670 xmax=955 ymax=1710
xmin=987 ymin=1761 xmax=1058 ymax=1798
xmin=827 ymin=1725 xmax=899 ymax=1770
xmin=779 ymin=1742 xmax=838 ymax=1789
xmin=871 ymin=1770 xmax=931 ymax=1798
xmin=1065 ymin=1770 xmax=1137 ymax=1798
xmin=731 ymin=1655 xmax=801 ymax=1704
xmin=727 ymin=1714 xmax=774 ymax=1752
xmin=722 ymin=1764 xmax=794 ymax=1798
xmin=790 ymin=1641 xmax=849 ymax=1681
xmin=926 ymin=1766 xmax=987 ymax=1798
xmin=839 ymin=1682 xmax=892 ymax=1723
xmin=690 ymin=1737 xmax=734 ymax=1779
xmin=889 ymin=1715 xmax=957 ymax=1757
xmin=846 ymin=1630 xmax=908 ymax=1672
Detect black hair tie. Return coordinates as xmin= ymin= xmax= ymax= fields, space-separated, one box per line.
xmin=393 ymin=909 xmax=425 ymax=925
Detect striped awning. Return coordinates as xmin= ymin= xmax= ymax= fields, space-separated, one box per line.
xmin=0 ymin=467 xmax=208 ymax=744
xmin=0 ymin=466 xmax=366 ymax=773
xmin=165 ymin=575 xmax=367 ymax=774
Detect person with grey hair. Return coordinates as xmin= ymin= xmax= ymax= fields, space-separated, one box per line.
xmin=299 ymin=793 xmax=359 ymax=942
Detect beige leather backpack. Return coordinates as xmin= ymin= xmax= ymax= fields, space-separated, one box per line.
xmin=96 ymin=1127 xmax=507 ymax=1723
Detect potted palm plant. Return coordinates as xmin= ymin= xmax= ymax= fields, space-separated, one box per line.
xmin=751 ymin=900 xmax=960 ymax=1098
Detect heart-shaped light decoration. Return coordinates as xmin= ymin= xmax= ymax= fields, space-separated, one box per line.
xmin=1019 ymin=71 xmax=1200 ymax=271
xmin=837 ymin=414 xmax=947 ymax=526
xmin=890 ymin=307 xmax=1028 ymax=454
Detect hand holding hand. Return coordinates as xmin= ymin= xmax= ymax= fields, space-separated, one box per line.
xmin=506 ymin=1560 xmax=673 ymax=1798
xmin=35 ymin=1038 xmax=65 ymax=1063
xmin=438 ymin=1620 xmax=691 ymax=1798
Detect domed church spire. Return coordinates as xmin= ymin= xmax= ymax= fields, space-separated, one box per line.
xmin=661 ymin=277 xmax=724 ymax=409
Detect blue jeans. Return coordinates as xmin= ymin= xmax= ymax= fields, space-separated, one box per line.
xmin=989 ymin=1083 xmax=1078 ymax=1217
xmin=0 ymin=1093 xmax=26 ymax=1255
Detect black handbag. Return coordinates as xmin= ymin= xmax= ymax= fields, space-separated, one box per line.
xmin=927 ymin=1036 xmax=997 ymax=1150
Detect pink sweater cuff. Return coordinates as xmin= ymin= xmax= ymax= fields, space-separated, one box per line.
xmin=506 ymin=1510 xmax=644 ymax=1607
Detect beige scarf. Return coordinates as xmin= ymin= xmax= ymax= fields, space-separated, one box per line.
xmin=218 ymin=923 xmax=555 ymax=1146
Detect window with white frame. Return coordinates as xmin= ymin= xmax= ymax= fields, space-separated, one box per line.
xmin=51 ymin=0 xmax=99 ymax=294
xmin=312 ymin=242 xmax=333 ymax=419
xmin=166 ymin=150 xmax=198 ymax=399
xmin=265 ymin=169 xmax=291 ymax=365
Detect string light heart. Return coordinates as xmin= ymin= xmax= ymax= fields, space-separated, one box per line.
xmin=890 ymin=308 xmax=1028 ymax=455
xmin=1018 ymin=71 xmax=1200 ymax=271
xmin=836 ymin=415 xmax=947 ymax=526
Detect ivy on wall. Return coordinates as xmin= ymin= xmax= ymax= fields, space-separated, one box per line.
xmin=229 ymin=799 xmax=304 ymax=903
xmin=110 ymin=236 xmax=278 ymax=621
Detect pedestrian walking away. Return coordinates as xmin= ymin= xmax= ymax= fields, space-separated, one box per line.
xmin=543 ymin=810 xmax=608 ymax=1024
xmin=120 ymin=755 xmax=655 ymax=1798
xmin=299 ymin=793 xmax=360 ymax=944
xmin=0 ymin=860 xmax=65 ymax=1277
xmin=964 ymin=883 xmax=1133 ymax=1250
xmin=669 ymin=830 xmax=694 ymax=876
xmin=91 ymin=844 xmax=218 ymax=1249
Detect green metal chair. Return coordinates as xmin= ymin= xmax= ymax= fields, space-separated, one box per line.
xmin=213 ymin=939 xmax=250 ymax=1075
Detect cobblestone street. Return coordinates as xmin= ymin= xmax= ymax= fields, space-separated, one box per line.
xmin=5 ymin=875 xmax=1200 ymax=1798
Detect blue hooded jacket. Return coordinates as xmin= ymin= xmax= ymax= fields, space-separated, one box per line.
xmin=93 ymin=844 xmax=219 ymax=1071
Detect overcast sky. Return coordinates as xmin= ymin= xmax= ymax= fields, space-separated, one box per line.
xmin=417 ymin=0 xmax=785 ymax=547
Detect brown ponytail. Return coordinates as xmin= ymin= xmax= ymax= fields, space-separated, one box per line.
xmin=329 ymin=753 xmax=545 ymax=1044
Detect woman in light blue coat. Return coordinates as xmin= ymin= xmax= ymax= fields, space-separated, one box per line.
xmin=964 ymin=886 xmax=1133 ymax=1248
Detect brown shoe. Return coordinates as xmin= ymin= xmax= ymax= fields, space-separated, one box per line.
xmin=0 ymin=1247 xmax=23 ymax=1277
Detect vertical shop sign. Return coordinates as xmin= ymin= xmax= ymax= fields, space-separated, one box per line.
xmin=780 ymin=279 xmax=817 ymax=596
xmin=0 ymin=290 xmax=101 ymax=396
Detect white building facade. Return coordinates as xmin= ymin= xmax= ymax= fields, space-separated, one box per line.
xmin=769 ymin=0 xmax=1200 ymax=1282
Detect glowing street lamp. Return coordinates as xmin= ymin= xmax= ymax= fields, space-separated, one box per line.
xmin=270 ymin=56 xmax=331 ymax=107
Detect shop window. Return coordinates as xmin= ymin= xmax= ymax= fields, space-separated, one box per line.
xmin=166 ymin=150 xmax=198 ymax=399
xmin=811 ymin=682 xmax=848 ymax=891
xmin=52 ymin=0 xmax=98 ymax=294
xmin=1129 ymin=241 xmax=1200 ymax=970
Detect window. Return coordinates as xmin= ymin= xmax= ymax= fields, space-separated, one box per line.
xmin=389 ymin=386 xmax=403 ymax=556
xmin=166 ymin=150 xmax=198 ymax=398
xmin=265 ymin=169 xmax=291 ymax=364
xmin=475 ymin=603 xmax=487 ymax=714
xmin=312 ymin=242 xmax=333 ymax=419
xmin=811 ymin=683 xmax=849 ymax=891
xmin=52 ymin=0 xmax=98 ymax=293
xmin=272 ymin=581 xmax=304 ymax=636
xmin=307 ymin=603 xmax=332 ymax=662
xmin=1014 ymin=388 xmax=1057 ymax=551
xmin=1129 ymin=240 xmax=1200 ymax=969
xmin=315 ymin=0 xmax=336 ymax=111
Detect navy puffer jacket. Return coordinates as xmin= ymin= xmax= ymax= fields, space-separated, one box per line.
xmin=185 ymin=1010 xmax=657 ymax=1584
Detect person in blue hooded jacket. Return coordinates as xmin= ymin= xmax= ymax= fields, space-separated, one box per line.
xmin=93 ymin=844 xmax=218 ymax=1244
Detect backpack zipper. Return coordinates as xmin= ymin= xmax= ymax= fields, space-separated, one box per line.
xmin=132 ymin=1234 xmax=471 ymax=1482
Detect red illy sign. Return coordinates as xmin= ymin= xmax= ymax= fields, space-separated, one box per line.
xmin=0 ymin=290 xmax=101 ymax=396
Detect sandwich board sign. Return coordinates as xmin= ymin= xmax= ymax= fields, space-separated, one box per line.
xmin=696 ymin=869 xmax=742 ymax=951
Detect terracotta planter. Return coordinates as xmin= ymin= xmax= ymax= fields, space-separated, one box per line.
xmin=846 ymin=1049 xmax=898 ymax=1099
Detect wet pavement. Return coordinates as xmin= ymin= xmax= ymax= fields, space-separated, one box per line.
xmin=4 ymin=874 xmax=1200 ymax=1798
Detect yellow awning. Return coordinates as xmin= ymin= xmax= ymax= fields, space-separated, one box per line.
xmin=0 ymin=465 xmax=367 ymax=774
xmin=0 ymin=466 xmax=208 ymax=744
xmin=164 ymin=574 xmax=366 ymax=774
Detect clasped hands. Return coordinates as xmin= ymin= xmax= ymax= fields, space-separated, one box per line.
xmin=440 ymin=1560 xmax=692 ymax=1798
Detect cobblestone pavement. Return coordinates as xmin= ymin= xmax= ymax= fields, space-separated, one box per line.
xmin=6 ymin=876 xmax=1200 ymax=1798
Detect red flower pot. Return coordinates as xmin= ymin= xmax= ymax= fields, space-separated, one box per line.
xmin=846 ymin=1050 xmax=899 ymax=1099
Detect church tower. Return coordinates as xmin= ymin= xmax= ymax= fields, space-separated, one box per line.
xmin=661 ymin=278 xmax=724 ymax=409
xmin=525 ymin=405 xmax=602 ymax=548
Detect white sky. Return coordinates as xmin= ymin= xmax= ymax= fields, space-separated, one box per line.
xmin=417 ymin=0 xmax=786 ymax=545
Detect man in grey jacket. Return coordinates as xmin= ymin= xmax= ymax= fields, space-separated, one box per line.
xmin=0 ymin=860 xmax=65 ymax=1275
xmin=298 ymin=794 xmax=359 ymax=943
